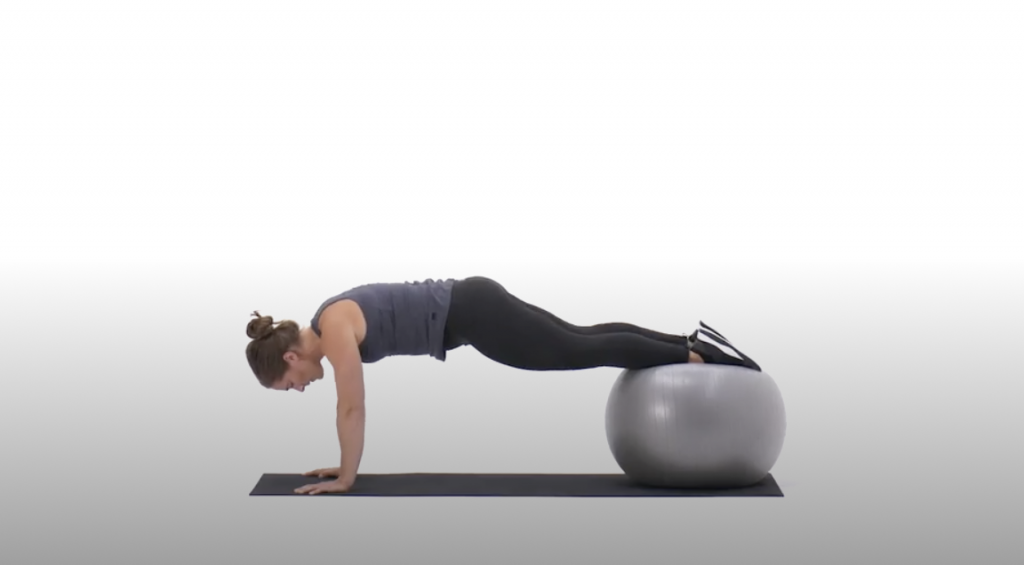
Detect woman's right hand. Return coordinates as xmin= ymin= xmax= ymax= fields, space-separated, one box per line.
xmin=303 ymin=466 xmax=343 ymax=478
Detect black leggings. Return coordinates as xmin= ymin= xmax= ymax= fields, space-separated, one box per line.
xmin=442 ymin=276 xmax=693 ymax=370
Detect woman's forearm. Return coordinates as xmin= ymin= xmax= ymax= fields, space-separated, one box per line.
xmin=337 ymin=407 xmax=366 ymax=481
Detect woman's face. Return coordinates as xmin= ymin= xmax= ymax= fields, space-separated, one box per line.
xmin=275 ymin=349 xmax=325 ymax=392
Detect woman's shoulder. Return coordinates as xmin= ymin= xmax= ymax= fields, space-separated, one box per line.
xmin=318 ymin=298 xmax=367 ymax=343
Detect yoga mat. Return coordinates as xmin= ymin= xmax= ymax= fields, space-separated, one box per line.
xmin=250 ymin=473 xmax=783 ymax=497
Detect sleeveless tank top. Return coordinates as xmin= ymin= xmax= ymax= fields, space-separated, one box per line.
xmin=310 ymin=278 xmax=457 ymax=363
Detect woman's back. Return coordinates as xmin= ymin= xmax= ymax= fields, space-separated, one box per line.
xmin=311 ymin=278 xmax=457 ymax=363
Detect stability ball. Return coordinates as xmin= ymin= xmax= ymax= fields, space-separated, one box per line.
xmin=605 ymin=363 xmax=786 ymax=489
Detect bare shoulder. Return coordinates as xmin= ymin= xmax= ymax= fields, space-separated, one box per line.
xmin=318 ymin=299 xmax=367 ymax=345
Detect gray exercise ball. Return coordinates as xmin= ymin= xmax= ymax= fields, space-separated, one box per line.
xmin=605 ymin=363 xmax=786 ymax=489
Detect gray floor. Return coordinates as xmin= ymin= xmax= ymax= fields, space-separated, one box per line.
xmin=2 ymin=257 xmax=1020 ymax=565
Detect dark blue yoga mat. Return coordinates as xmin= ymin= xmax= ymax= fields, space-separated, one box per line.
xmin=250 ymin=472 xmax=783 ymax=497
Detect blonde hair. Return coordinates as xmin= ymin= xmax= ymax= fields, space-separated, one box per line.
xmin=245 ymin=311 xmax=301 ymax=387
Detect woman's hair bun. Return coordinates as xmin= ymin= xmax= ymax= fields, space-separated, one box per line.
xmin=247 ymin=310 xmax=275 ymax=340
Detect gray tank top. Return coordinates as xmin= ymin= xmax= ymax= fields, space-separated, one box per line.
xmin=310 ymin=278 xmax=457 ymax=363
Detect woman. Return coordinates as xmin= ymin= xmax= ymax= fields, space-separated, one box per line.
xmin=244 ymin=276 xmax=761 ymax=495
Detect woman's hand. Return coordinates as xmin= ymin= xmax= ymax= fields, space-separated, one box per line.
xmin=294 ymin=475 xmax=355 ymax=495
xmin=296 ymin=467 xmax=354 ymax=494
xmin=303 ymin=466 xmax=343 ymax=478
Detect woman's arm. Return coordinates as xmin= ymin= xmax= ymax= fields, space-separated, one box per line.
xmin=320 ymin=316 xmax=366 ymax=484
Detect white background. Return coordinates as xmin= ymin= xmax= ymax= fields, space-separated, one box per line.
xmin=2 ymin=1 xmax=1022 ymax=564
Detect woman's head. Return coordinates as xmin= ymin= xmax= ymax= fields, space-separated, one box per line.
xmin=245 ymin=311 xmax=325 ymax=391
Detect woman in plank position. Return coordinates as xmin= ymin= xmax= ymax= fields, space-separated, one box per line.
xmin=244 ymin=276 xmax=761 ymax=495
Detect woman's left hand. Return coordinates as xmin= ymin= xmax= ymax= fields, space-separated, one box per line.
xmin=294 ymin=477 xmax=355 ymax=495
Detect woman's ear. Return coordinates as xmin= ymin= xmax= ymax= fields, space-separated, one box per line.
xmin=283 ymin=351 xmax=299 ymax=364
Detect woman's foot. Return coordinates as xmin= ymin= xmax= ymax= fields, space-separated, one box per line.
xmin=687 ymin=320 xmax=762 ymax=371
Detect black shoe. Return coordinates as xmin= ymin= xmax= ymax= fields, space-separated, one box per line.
xmin=688 ymin=320 xmax=762 ymax=372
